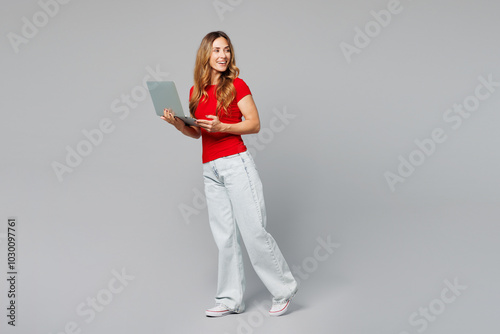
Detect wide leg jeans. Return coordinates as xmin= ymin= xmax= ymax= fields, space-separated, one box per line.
xmin=203 ymin=151 xmax=298 ymax=312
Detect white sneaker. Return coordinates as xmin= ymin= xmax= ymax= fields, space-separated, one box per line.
xmin=205 ymin=303 xmax=235 ymax=317
xmin=269 ymin=288 xmax=298 ymax=317
xmin=269 ymin=299 xmax=292 ymax=317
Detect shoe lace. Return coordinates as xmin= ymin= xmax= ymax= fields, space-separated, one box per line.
xmin=216 ymin=303 xmax=228 ymax=309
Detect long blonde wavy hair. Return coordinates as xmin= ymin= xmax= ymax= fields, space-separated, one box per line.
xmin=189 ymin=31 xmax=240 ymax=117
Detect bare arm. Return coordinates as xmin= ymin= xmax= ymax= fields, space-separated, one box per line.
xmin=195 ymin=95 xmax=260 ymax=135
xmin=161 ymin=108 xmax=201 ymax=139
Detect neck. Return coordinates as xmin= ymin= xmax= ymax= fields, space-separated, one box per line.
xmin=211 ymin=70 xmax=221 ymax=85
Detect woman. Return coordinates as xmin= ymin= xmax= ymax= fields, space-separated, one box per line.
xmin=161 ymin=31 xmax=298 ymax=317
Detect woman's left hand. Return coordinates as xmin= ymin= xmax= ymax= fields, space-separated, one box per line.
xmin=196 ymin=115 xmax=225 ymax=133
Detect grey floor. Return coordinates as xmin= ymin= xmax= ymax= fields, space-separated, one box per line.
xmin=2 ymin=199 xmax=495 ymax=334
xmin=169 ymin=202 xmax=499 ymax=334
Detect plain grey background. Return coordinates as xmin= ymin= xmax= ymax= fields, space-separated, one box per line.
xmin=1 ymin=0 xmax=499 ymax=333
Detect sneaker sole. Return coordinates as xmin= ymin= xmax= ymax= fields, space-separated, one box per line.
xmin=269 ymin=300 xmax=290 ymax=317
xmin=206 ymin=310 xmax=238 ymax=317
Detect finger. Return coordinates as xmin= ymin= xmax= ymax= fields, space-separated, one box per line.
xmin=206 ymin=115 xmax=216 ymax=120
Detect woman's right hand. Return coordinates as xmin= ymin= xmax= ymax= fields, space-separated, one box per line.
xmin=161 ymin=108 xmax=185 ymax=131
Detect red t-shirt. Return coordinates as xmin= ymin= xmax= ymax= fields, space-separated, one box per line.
xmin=189 ymin=77 xmax=251 ymax=163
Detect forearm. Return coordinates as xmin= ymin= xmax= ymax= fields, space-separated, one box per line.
xmin=219 ymin=119 xmax=260 ymax=135
xmin=161 ymin=110 xmax=200 ymax=138
xmin=179 ymin=124 xmax=201 ymax=139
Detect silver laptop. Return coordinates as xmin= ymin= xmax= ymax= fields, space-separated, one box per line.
xmin=147 ymin=81 xmax=198 ymax=127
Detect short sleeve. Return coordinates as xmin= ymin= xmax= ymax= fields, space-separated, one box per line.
xmin=234 ymin=78 xmax=251 ymax=103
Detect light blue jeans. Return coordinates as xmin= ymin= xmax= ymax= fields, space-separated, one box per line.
xmin=203 ymin=150 xmax=298 ymax=313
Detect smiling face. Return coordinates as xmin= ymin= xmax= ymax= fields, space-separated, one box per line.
xmin=209 ymin=37 xmax=231 ymax=79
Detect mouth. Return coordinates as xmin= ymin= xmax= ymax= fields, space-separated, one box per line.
xmin=217 ymin=61 xmax=227 ymax=66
